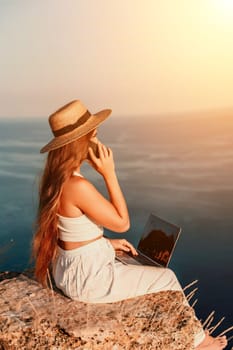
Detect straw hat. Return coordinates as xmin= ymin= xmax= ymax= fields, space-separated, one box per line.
xmin=40 ymin=100 xmax=112 ymax=153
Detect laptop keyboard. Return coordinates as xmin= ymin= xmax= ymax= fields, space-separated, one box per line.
xmin=116 ymin=251 xmax=158 ymax=266
xmin=134 ymin=253 xmax=157 ymax=266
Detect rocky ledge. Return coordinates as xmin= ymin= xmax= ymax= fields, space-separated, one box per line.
xmin=0 ymin=271 xmax=203 ymax=349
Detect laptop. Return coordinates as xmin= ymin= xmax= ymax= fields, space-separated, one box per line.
xmin=116 ymin=213 xmax=181 ymax=267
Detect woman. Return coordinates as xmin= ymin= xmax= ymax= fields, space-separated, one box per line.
xmin=32 ymin=99 xmax=227 ymax=349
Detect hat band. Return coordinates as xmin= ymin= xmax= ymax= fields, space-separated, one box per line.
xmin=53 ymin=110 xmax=91 ymax=137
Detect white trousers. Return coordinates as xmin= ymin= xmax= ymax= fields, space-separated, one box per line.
xmin=52 ymin=237 xmax=205 ymax=347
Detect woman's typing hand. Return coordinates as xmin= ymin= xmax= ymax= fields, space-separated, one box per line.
xmin=108 ymin=238 xmax=138 ymax=256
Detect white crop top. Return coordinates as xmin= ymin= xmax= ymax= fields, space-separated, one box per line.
xmin=57 ymin=214 xmax=103 ymax=242
xmin=57 ymin=171 xmax=103 ymax=242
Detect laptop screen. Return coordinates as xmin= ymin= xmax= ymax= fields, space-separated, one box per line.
xmin=137 ymin=214 xmax=181 ymax=267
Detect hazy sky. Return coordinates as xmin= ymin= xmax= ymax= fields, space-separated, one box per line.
xmin=1 ymin=0 xmax=233 ymax=118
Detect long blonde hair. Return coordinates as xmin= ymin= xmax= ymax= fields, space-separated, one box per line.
xmin=32 ymin=131 xmax=93 ymax=287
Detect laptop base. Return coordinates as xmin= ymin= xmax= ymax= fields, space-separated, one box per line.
xmin=116 ymin=251 xmax=161 ymax=267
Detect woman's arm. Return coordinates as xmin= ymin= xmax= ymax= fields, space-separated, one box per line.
xmin=68 ymin=142 xmax=130 ymax=232
xmin=102 ymin=169 xmax=129 ymax=229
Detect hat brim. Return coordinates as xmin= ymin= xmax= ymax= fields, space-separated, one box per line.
xmin=40 ymin=109 xmax=111 ymax=153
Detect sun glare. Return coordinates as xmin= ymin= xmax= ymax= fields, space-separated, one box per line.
xmin=222 ymin=0 xmax=233 ymax=8
xmin=210 ymin=0 xmax=233 ymax=25
xmin=213 ymin=0 xmax=233 ymax=12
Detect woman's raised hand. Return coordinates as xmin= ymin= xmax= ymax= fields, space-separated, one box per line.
xmin=88 ymin=142 xmax=115 ymax=177
xmin=108 ymin=238 xmax=138 ymax=256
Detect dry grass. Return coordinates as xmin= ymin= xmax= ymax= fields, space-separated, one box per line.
xmin=183 ymin=280 xmax=233 ymax=347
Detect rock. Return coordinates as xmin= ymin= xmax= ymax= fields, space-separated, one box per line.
xmin=0 ymin=271 xmax=203 ymax=349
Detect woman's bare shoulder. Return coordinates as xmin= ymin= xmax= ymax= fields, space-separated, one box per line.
xmin=63 ymin=175 xmax=96 ymax=197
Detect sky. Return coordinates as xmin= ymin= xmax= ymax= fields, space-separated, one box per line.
xmin=0 ymin=0 xmax=233 ymax=118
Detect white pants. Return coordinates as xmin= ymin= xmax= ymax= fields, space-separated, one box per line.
xmin=52 ymin=237 xmax=205 ymax=347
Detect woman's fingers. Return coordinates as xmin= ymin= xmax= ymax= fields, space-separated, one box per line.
xmin=121 ymin=239 xmax=138 ymax=256
xmin=102 ymin=144 xmax=108 ymax=158
xmin=98 ymin=142 xmax=108 ymax=158
xmin=107 ymin=147 xmax=113 ymax=158
xmin=108 ymin=238 xmax=138 ymax=256
xmin=87 ymin=141 xmax=115 ymax=177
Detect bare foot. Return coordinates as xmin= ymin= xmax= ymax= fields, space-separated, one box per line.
xmin=196 ymin=332 xmax=227 ymax=349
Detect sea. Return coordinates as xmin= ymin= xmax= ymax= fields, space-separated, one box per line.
xmin=0 ymin=112 xmax=232 ymax=344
